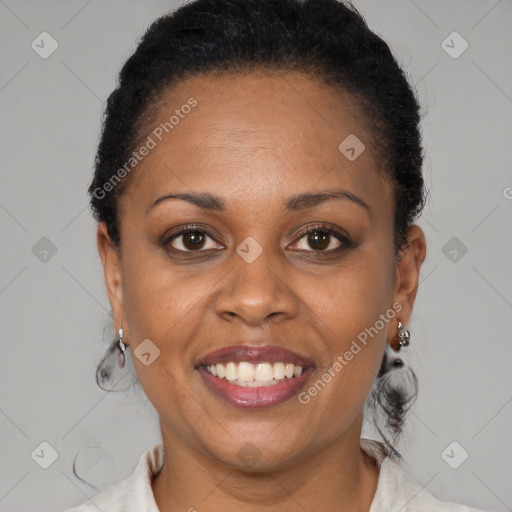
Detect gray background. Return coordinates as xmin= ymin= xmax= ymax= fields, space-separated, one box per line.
xmin=0 ymin=0 xmax=511 ymax=511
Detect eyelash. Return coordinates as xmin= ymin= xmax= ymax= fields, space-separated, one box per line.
xmin=293 ymin=223 xmax=352 ymax=253
xmin=162 ymin=223 xmax=352 ymax=255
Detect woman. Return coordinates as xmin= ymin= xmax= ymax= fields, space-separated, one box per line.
xmin=65 ymin=0 xmax=489 ymax=510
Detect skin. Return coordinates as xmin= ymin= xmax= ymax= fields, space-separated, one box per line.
xmin=97 ymin=69 xmax=426 ymax=512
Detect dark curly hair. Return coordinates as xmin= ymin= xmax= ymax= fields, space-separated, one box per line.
xmin=90 ymin=0 xmax=426 ymax=460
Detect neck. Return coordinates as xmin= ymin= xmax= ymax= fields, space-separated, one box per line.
xmin=152 ymin=417 xmax=380 ymax=512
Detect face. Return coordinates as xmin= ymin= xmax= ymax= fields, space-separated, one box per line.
xmin=98 ymin=69 xmax=425 ymax=470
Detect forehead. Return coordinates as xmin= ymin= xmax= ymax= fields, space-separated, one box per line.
xmin=123 ymin=69 xmax=393 ymax=216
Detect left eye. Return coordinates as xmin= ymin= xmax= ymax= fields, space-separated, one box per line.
xmin=291 ymin=227 xmax=347 ymax=252
xmin=166 ymin=228 xmax=224 ymax=252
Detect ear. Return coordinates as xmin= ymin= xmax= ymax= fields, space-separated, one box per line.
xmin=391 ymin=224 xmax=427 ymax=327
xmin=97 ymin=223 xmax=125 ymax=330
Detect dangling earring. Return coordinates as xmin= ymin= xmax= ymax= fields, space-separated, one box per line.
xmin=390 ymin=320 xmax=410 ymax=369
xmin=396 ymin=321 xmax=410 ymax=348
xmin=117 ymin=325 xmax=127 ymax=369
xmin=95 ymin=324 xmax=132 ymax=392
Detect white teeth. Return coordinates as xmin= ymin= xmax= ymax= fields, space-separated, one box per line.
xmin=216 ymin=363 xmax=225 ymax=378
xmin=273 ymin=362 xmax=286 ymax=379
xmin=255 ymin=363 xmax=274 ymax=382
xmin=237 ymin=361 xmax=255 ymax=381
xmin=225 ymin=362 xmax=237 ymax=381
xmin=205 ymin=362 xmax=305 ymax=385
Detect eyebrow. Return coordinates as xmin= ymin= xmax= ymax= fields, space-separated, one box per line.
xmin=146 ymin=188 xmax=370 ymax=215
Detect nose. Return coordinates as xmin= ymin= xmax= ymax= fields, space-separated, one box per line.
xmin=214 ymin=247 xmax=299 ymax=327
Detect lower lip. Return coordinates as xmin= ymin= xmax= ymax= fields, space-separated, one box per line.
xmin=197 ymin=366 xmax=315 ymax=409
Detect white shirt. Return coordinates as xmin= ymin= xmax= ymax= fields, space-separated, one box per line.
xmin=63 ymin=438 xmax=488 ymax=512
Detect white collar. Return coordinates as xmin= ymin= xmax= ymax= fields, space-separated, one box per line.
xmin=70 ymin=438 xmax=483 ymax=511
xmin=122 ymin=438 xmax=417 ymax=511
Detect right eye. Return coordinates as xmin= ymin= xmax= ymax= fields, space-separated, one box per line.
xmin=164 ymin=225 xmax=225 ymax=252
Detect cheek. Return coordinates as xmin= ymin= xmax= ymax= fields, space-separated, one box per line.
xmin=296 ymin=265 xmax=392 ymax=441
xmin=119 ymin=248 xmax=211 ymax=430
xmin=299 ymin=247 xmax=394 ymax=409
xmin=306 ymin=246 xmax=395 ymax=348
xmin=121 ymin=240 xmax=207 ymax=340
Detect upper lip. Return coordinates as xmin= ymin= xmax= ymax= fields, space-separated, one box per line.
xmin=197 ymin=344 xmax=316 ymax=368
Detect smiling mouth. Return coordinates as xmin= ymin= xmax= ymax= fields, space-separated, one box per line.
xmin=196 ymin=348 xmax=316 ymax=408
xmin=203 ymin=361 xmax=307 ymax=386
xmin=196 ymin=344 xmax=316 ymax=408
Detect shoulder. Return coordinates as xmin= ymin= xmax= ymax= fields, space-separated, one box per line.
xmin=375 ymin=457 xmax=489 ymax=512
xmin=62 ymin=442 xmax=165 ymax=512
xmin=62 ymin=481 xmax=126 ymax=511
xmin=360 ymin=438 xmax=490 ymax=512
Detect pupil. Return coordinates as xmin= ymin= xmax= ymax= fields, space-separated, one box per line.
xmin=308 ymin=231 xmax=328 ymax=250
xmin=184 ymin=231 xmax=205 ymax=250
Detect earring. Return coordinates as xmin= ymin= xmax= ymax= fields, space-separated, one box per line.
xmin=117 ymin=325 xmax=127 ymax=369
xmin=390 ymin=320 xmax=410 ymax=369
xmin=396 ymin=321 xmax=410 ymax=349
